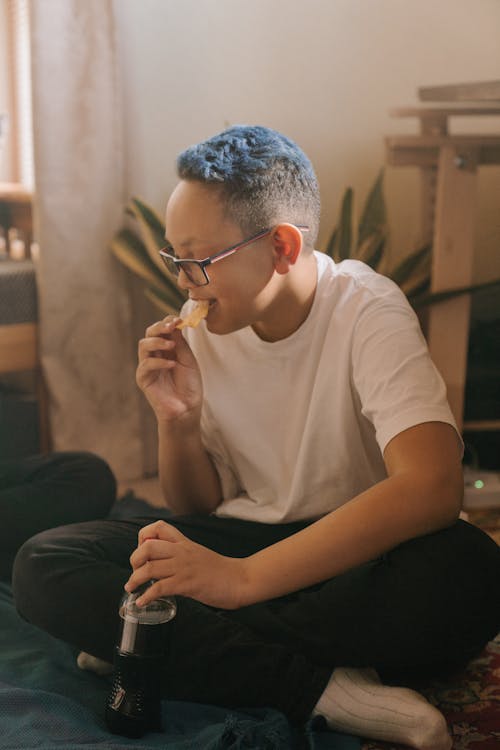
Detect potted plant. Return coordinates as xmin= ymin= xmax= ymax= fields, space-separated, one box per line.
xmin=110 ymin=197 xmax=186 ymax=315
xmin=324 ymin=171 xmax=500 ymax=311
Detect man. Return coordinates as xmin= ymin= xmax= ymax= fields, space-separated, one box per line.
xmin=13 ymin=126 xmax=500 ymax=749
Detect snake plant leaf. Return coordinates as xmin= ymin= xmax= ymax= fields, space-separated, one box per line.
xmin=357 ymin=170 xmax=386 ymax=250
xmin=406 ymin=278 xmax=430 ymax=303
xmin=145 ymin=285 xmax=187 ymax=316
xmin=400 ymin=266 xmax=431 ymax=298
xmin=110 ymin=228 xmax=166 ymax=288
xmin=390 ymin=244 xmax=431 ymax=288
xmin=144 ymin=288 xmax=173 ymax=315
xmin=324 ymin=226 xmax=338 ymax=260
xmin=410 ymin=278 xmax=500 ymax=309
xmin=110 ymin=228 xmax=186 ymax=309
xmin=337 ymin=187 xmax=353 ymax=261
xmin=128 ymin=197 xmax=167 ymax=274
xmin=356 ymin=227 xmax=387 ymax=271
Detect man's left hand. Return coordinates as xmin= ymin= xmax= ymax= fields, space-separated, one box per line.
xmin=125 ymin=520 xmax=249 ymax=610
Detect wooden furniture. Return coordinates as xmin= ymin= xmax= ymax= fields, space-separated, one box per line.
xmin=0 ymin=320 xmax=50 ymax=452
xmin=0 ymin=323 xmax=51 ymax=454
xmin=385 ymin=81 xmax=500 ymax=432
xmin=0 ymin=321 xmax=37 ymax=371
xmin=0 ymin=184 xmax=50 ymax=452
xmin=419 ymin=80 xmax=500 ymax=103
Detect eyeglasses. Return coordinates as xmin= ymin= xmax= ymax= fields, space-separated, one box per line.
xmin=159 ymin=225 xmax=309 ymax=287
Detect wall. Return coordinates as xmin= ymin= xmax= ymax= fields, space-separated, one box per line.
xmin=114 ymin=0 xmax=500 ymax=282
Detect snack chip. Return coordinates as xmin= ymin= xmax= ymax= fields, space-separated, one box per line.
xmin=176 ymin=299 xmax=209 ymax=329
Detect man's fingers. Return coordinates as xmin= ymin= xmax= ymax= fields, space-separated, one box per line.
xmin=145 ymin=316 xmax=181 ymax=338
xmin=136 ymin=357 xmax=176 ymax=378
xmin=125 ymin=559 xmax=176 ymax=596
xmin=129 ymin=539 xmax=174 ymax=569
xmin=138 ymin=336 xmax=176 ymax=360
xmin=138 ymin=520 xmax=184 ymax=545
xmin=134 ymin=578 xmax=175 ymax=607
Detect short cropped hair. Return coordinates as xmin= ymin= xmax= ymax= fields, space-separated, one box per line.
xmin=176 ymin=125 xmax=320 ymax=250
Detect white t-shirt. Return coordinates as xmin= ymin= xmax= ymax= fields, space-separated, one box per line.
xmin=183 ymin=252 xmax=460 ymax=524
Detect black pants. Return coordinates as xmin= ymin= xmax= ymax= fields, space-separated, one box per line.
xmin=11 ymin=496 xmax=500 ymax=723
xmin=0 ymin=451 xmax=116 ymax=580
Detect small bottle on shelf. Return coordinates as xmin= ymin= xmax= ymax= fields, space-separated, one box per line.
xmin=8 ymin=228 xmax=26 ymax=260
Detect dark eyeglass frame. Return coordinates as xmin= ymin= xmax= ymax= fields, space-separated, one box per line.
xmin=159 ymin=225 xmax=309 ymax=287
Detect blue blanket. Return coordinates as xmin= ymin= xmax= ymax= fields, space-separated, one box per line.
xmin=0 ymin=496 xmax=361 ymax=749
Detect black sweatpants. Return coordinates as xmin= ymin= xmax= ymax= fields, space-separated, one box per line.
xmin=0 ymin=451 xmax=116 ymax=580
xmin=11 ymin=500 xmax=500 ymax=723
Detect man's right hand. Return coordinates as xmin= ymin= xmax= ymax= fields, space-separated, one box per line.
xmin=136 ymin=316 xmax=203 ymax=426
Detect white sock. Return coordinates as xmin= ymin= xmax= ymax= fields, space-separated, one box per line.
xmin=313 ymin=667 xmax=451 ymax=750
xmin=77 ymin=650 xmax=114 ymax=676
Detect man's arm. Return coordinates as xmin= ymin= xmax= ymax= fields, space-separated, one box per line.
xmin=157 ymin=419 xmax=222 ymax=515
xmin=136 ymin=315 xmax=222 ymax=515
xmin=126 ymin=420 xmax=463 ymax=610
xmin=237 ymin=420 xmax=462 ymax=606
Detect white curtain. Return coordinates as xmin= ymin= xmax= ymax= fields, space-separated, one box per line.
xmin=29 ymin=0 xmax=149 ymax=480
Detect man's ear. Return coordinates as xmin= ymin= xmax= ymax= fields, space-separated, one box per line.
xmin=271 ymin=224 xmax=303 ymax=274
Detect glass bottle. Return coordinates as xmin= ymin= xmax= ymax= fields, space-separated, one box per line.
xmin=105 ymin=581 xmax=176 ymax=738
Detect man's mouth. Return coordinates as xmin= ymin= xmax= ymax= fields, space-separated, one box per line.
xmin=187 ymin=297 xmax=217 ymax=317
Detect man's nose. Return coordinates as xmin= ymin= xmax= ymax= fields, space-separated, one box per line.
xmin=176 ymin=267 xmax=195 ymax=290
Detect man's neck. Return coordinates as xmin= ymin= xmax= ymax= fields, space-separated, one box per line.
xmin=251 ymin=252 xmax=318 ymax=342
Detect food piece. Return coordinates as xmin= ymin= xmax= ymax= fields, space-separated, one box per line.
xmin=176 ymin=299 xmax=209 ymax=329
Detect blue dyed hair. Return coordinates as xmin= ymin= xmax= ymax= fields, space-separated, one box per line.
xmin=176 ymin=125 xmax=320 ymax=249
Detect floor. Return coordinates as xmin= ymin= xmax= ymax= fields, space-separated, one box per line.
xmin=117 ymin=475 xmax=164 ymax=507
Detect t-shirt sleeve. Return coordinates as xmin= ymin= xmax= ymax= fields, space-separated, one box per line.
xmin=351 ymin=280 xmax=462 ymax=455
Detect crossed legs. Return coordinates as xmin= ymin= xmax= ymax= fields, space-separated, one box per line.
xmin=12 ymin=513 xmax=500 ymax=745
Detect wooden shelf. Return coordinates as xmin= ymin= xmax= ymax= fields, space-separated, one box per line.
xmin=419 ymin=80 xmax=500 ymax=103
xmin=463 ymin=420 xmax=500 ymax=433
xmin=0 ymin=182 xmax=33 ymax=202
xmin=390 ymin=107 xmax=500 ymax=119
xmin=385 ymin=134 xmax=500 ymax=167
xmin=0 ymin=322 xmax=38 ymax=371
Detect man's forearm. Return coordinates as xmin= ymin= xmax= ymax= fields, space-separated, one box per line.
xmin=238 ymin=470 xmax=461 ymax=608
xmin=158 ymin=421 xmax=222 ymax=515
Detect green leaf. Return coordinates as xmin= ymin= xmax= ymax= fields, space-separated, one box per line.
xmin=110 ymin=228 xmax=185 ymax=309
xmin=337 ymin=187 xmax=353 ymax=261
xmin=324 ymin=226 xmax=338 ymax=259
xmin=357 ymin=170 xmax=386 ymax=250
xmin=410 ymin=278 xmax=500 ymax=309
xmin=389 ymin=245 xmax=431 ymax=288
xmin=356 ymin=228 xmax=387 ymax=271
xmin=145 ymin=285 xmax=187 ymax=315
xmin=400 ymin=264 xmax=431 ymax=298
xmin=110 ymin=229 xmax=164 ymax=287
xmin=128 ymin=197 xmax=167 ymax=273
xmin=406 ymin=278 xmax=431 ymax=302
